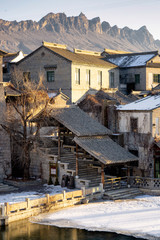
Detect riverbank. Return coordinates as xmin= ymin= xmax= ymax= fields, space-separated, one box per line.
xmin=0 ymin=184 xmax=69 ymax=204
xmin=32 ymin=195 xmax=160 ymax=240
xmin=1 ymin=185 xmax=160 ymax=239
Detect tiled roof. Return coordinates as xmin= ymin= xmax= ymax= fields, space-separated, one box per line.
xmin=45 ymin=46 xmax=117 ymax=68
xmin=74 ymin=136 xmax=138 ymax=164
xmin=117 ymin=94 xmax=160 ymax=111
xmin=31 ymin=105 xmax=112 ymax=136
xmin=49 ymin=106 xmax=112 ymax=136
xmin=105 ymin=51 xmax=158 ymax=68
xmin=2 ymin=82 xmax=21 ymax=96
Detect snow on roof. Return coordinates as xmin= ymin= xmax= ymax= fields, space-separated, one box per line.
xmin=48 ymin=92 xmax=57 ymax=98
xmin=117 ymin=95 xmax=160 ymax=111
xmin=106 ymin=53 xmax=156 ymax=68
xmin=10 ymin=51 xmax=25 ymax=63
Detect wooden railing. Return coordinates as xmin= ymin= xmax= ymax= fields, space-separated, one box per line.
xmin=0 ymin=184 xmax=103 ymax=225
xmin=104 ymin=176 xmax=160 ymax=191
xmin=104 ymin=176 xmax=128 ymax=190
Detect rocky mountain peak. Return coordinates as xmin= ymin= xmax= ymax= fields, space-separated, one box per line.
xmin=0 ymin=13 xmax=159 ymax=54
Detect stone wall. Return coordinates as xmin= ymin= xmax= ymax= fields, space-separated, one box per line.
xmin=11 ymin=47 xmax=72 ymax=100
xmin=29 ymin=137 xmax=59 ymax=184
xmin=118 ymin=110 xmax=154 ymax=177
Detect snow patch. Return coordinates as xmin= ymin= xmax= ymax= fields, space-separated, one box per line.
xmin=33 ymin=195 xmax=160 ymax=240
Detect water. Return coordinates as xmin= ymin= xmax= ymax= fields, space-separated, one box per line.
xmin=0 ymin=219 xmax=147 ymax=240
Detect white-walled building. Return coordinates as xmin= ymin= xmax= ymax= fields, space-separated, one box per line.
xmin=117 ymin=95 xmax=160 ymax=177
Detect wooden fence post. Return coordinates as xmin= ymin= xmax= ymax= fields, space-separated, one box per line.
xmin=63 ymin=190 xmax=66 ymax=201
xmin=5 ymin=202 xmax=9 ymax=215
xmin=26 ymin=198 xmax=30 ymax=209
xmin=1 ymin=205 xmax=5 ymax=216
xmin=99 ymin=183 xmax=104 ymax=197
xmin=46 ymin=194 xmax=50 ymax=204
xmin=81 ymin=187 xmax=86 ymax=197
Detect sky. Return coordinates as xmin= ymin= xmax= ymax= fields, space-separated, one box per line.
xmin=0 ymin=0 xmax=160 ymax=39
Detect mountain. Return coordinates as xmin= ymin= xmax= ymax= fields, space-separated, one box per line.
xmin=0 ymin=12 xmax=160 ymax=54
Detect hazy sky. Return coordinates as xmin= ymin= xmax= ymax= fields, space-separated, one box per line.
xmin=1 ymin=0 xmax=160 ymax=39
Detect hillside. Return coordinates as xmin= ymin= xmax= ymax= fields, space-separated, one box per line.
xmin=1 ymin=12 xmax=160 ymax=53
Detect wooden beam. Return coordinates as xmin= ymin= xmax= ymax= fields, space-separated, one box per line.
xmin=101 ymin=164 xmax=105 ymax=187
xmin=58 ymin=125 xmax=61 ymax=160
xmin=76 ymin=144 xmax=79 ymax=176
xmin=127 ymin=167 xmax=130 ymax=177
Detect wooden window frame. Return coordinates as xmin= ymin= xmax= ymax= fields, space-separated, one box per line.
xmin=135 ymin=74 xmax=140 ymax=84
xmin=75 ymin=68 xmax=80 ymax=85
xmin=98 ymin=70 xmax=102 ymax=87
xmin=153 ymin=74 xmax=160 ymax=83
xmin=47 ymin=71 xmax=55 ymax=82
xmin=86 ymin=69 xmax=91 ymax=86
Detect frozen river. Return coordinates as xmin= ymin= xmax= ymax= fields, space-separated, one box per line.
xmin=32 ymin=195 xmax=160 ymax=240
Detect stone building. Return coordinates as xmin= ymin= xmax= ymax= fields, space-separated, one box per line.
xmin=117 ymin=95 xmax=160 ymax=178
xmin=10 ymin=41 xmax=119 ymax=103
xmin=102 ymin=50 xmax=160 ymax=94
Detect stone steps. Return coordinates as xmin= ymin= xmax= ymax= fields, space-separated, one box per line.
xmin=59 ymin=149 xmax=101 ymax=187
xmin=40 ymin=145 xmax=102 ymax=188
xmin=103 ymin=188 xmax=142 ymax=200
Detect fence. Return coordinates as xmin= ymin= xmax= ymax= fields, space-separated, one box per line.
xmin=104 ymin=176 xmax=128 ymax=190
xmin=104 ymin=176 xmax=160 ymax=191
xmin=129 ymin=176 xmax=160 ymax=189
xmin=0 ymin=184 xmax=103 ymax=226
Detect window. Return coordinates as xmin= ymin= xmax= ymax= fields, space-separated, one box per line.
xmin=135 ymin=74 xmax=140 ymax=84
xmin=23 ymin=72 xmax=31 ymax=82
xmin=130 ymin=117 xmax=138 ymax=132
xmin=98 ymin=70 xmax=102 ymax=87
xmin=47 ymin=71 xmax=55 ymax=82
xmin=110 ymin=72 xmax=115 ymax=88
xmin=153 ymin=74 xmax=160 ymax=83
xmin=155 ymin=157 xmax=160 ymax=178
xmin=75 ymin=68 xmax=80 ymax=85
xmin=86 ymin=69 xmax=91 ymax=86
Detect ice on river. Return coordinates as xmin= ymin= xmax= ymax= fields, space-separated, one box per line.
xmin=32 ymin=195 xmax=160 ymax=240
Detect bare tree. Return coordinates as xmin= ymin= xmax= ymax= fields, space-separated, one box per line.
xmin=1 ymin=75 xmax=49 ymax=179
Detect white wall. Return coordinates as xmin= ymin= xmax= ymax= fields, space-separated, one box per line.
xmin=118 ymin=111 xmax=152 ymax=134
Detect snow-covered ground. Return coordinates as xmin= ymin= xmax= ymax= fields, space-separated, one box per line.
xmin=0 ymin=184 xmax=69 ymax=205
xmin=1 ymin=186 xmax=160 ymax=240
xmin=32 ymin=195 xmax=160 ymax=240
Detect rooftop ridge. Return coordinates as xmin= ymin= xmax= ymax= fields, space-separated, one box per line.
xmin=42 ymin=41 xmax=67 ymax=49
xmin=74 ymin=48 xmax=101 ymax=56
xmin=104 ymin=50 xmax=158 ymax=58
xmin=104 ymin=48 xmax=131 ymax=54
